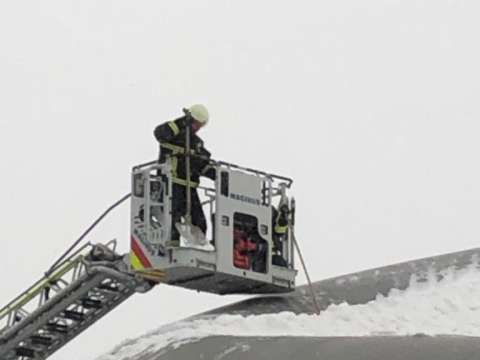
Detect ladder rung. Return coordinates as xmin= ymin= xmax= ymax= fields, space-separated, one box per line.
xmin=97 ymin=283 xmax=119 ymax=292
xmin=63 ymin=310 xmax=85 ymax=322
xmin=46 ymin=322 xmax=69 ymax=334
xmin=15 ymin=347 xmax=35 ymax=358
xmin=82 ymin=298 xmax=103 ymax=309
xmin=31 ymin=335 xmax=54 ymax=346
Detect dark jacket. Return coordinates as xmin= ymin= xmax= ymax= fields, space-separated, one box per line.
xmin=154 ymin=116 xmax=216 ymax=187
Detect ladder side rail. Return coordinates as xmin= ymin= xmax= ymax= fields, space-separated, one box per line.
xmin=1 ymin=258 xmax=81 ymax=321
xmin=0 ymin=251 xmax=92 ymax=335
xmin=0 ymin=269 xmax=104 ymax=348
xmin=0 ymin=272 xmax=109 ymax=359
xmin=0 ymin=266 xmax=138 ymax=359
xmin=0 ymin=243 xmax=93 ymax=326
xmin=1 ymin=265 xmax=74 ymax=331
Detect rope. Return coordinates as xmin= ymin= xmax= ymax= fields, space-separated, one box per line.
xmin=46 ymin=192 xmax=132 ymax=276
xmin=290 ymin=227 xmax=321 ymax=315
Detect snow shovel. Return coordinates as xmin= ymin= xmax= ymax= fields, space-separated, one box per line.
xmin=175 ymin=222 xmax=207 ymax=246
xmin=176 ymin=110 xmax=207 ymax=247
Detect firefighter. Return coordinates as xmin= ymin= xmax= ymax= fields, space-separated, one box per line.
xmin=272 ymin=203 xmax=289 ymax=267
xmin=154 ymin=104 xmax=216 ymax=246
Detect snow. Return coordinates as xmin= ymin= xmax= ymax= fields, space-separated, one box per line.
xmin=97 ymin=264 xmax=480 ymax=360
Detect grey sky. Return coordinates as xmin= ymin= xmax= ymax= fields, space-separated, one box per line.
xmin=1 ymin=1 xmax=480 ymax=359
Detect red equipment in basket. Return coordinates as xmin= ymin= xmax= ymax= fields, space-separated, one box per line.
xmin=233 ymin=229 xmax=258 ymax=269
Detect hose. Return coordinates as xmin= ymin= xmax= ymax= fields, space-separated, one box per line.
xmin=45 ymin=193 xmax=131 ymax=276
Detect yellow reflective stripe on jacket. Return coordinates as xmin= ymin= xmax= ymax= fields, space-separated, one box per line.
xmin=171 ymin=156 xmax=178 ymax=176
xmin=169 ymin=155 xmax=199 ymax=188
xmin=274 ymin=210 xmax=288 ymax=234
xmin=168 ymin=121 xmax=180 ymax=136
xmin=172 ymin=177 xmax=199 ymax=188
xmin=274 ymin=224 xmax=288 ymax=234
xmin=161 ymin=142 xmax=197 ymax=155
xmin=161 ymin=142 xmax=184 ymax=154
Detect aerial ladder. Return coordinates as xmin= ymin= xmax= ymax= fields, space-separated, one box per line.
xmin=0 ymin=240 xmax=155 ymax=360
xmin=0 ymin=128 xmax=306 ymax=359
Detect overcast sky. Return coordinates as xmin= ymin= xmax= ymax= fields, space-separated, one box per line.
xmin=1 ymin=1 xmax=480 ymax=359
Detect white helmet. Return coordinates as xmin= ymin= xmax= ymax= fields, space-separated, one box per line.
xmin=188 ymin=104 xmax=209 ymax=125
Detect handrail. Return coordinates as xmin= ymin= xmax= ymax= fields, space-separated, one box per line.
xmin=0 ymin=245 xmax=90 ymax=325
xmin=216 ymin=160 xmax=293 ymax=188
xmin=134 ymin=158 xmax=294 ymax=188
xmin=0 ymin=259 xmax=79 ymax=321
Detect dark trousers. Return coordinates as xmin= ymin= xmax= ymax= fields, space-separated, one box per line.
xmin=171 ymin=184 xmax=207 ymax=240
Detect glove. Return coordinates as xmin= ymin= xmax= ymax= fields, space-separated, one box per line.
xmin=196 ymin=142 xmax=211 ymax=157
